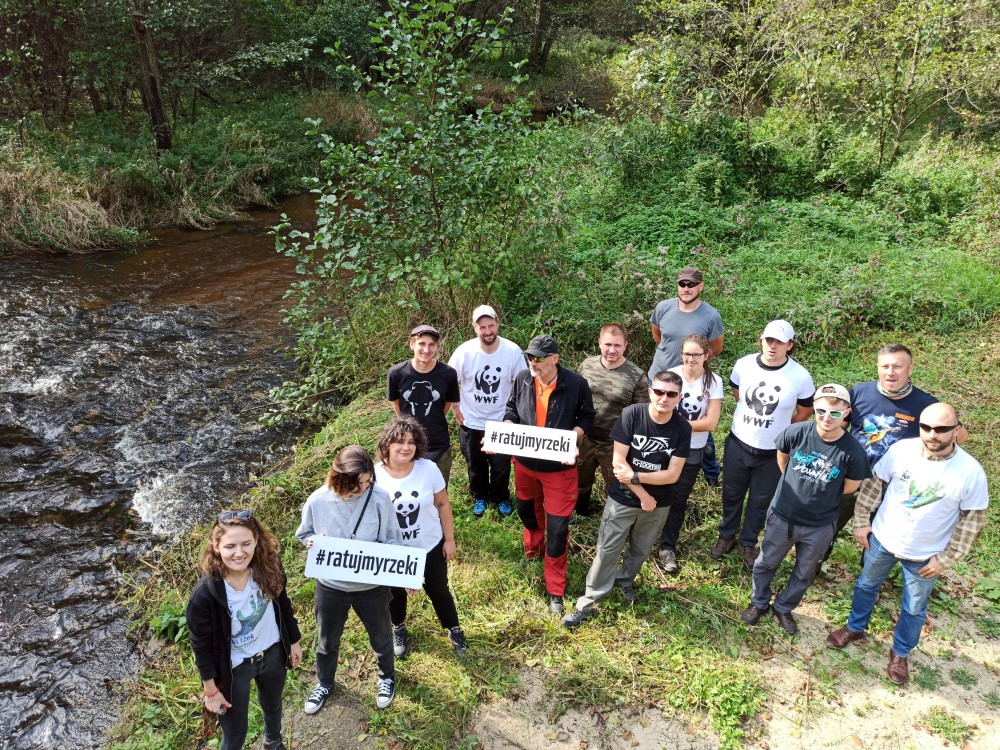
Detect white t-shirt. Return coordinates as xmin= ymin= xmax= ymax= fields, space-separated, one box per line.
xmin=670 ymin=366 xmax=724 ymax=450
xmin=872 ymin=439 xmax=989 ymax=560
xmin=375 ymin=458 xmax=446 ymax=552
xmin=729 ymin=354 xmax=814 ymax=450
xmin=226 ymin=574 xmax=280 ymax=667
xmin=447 ymin=337 xmax=527 ymax=430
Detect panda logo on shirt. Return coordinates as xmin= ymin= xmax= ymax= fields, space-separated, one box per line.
xmin=393 ymin=491 xmax=421 ymax=529
xmin=746 ymin=381 xmax=781 ymax=416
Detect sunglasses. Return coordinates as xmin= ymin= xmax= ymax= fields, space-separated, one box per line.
xmin=218 ymin=509 xmax=253 ymax=522
xmin=814 ymin=407 xmax=845 ymax=419
xmin=678 ymin=281 xmax=700 ymax=288
xmin=919 ymin=423 xmax=958 ymax=434
xmin=650 ymin=387 xmax=680 ymax=398
xmin=527 ymin=355 xmax=550 ymax=363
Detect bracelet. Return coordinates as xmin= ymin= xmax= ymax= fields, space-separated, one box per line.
xmin=203 ymin=687 xmax=221 ymax=698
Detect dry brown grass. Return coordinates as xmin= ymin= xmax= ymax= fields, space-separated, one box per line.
xmin=302 ymin=90 xmax=379 ymax=144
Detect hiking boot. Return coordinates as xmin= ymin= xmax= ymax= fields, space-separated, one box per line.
xmin=739 ymin=544 xmax=758 ymax=571
xmin=561 ymin=607 xmax=593 ymax=629
xmin=473 ymin=498 xmax=487 ymax=517
xmin=392 ymin=624 xmax=409 ymax=658
xmin=658 ymin=548 xmax=679 ymax=575
xmin=497 ymin=500 xmax=513 ymax=517
xmin=887 ymin=650 xmax=909 ymax=686
xmin=618 ymin=584 xmax=638 ymax=605
xmin=710 ymin=535 xmax=736 ymax=560
xmin=548 ymin=595 xmax=564 ymax=614
xmin=773 ymin=610 xmax=798 ymax=635
xmin=826 ymin=627 xmax=866 ymax=649
xmin=375 ymin=677 xmax=396 ymax=709
xmin=264 ymin=741 xmax=287 ymax=750
xmin=303 ymin=684 xmax=330 ymax=715
xmin=741 ymin=603 xmax=769 ymax=625
xmin=448 ymin=626 xmax=467 ymax=657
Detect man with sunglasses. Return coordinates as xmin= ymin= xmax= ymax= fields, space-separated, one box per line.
xmin=562 ymin=371 xmax=691 ymax=629
xmin=504 ymin=334 xmax=595 ymax=614
xmin=741 ymin=384 xmax=870 ymax=635
xmin=827 ymin=403 xmax=988 ymax=686
xmin=649 ymin=266 xmax=725 ymax=486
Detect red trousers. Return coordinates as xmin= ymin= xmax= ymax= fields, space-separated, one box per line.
xmin=513 ymin=459 xmax=578 ymax=596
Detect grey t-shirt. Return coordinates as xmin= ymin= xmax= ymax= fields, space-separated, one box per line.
xmin=648 ymin=298 xmax=724 ymax=378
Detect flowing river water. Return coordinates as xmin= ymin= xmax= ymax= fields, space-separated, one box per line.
xmin=0 ymin=195 xmax=316 ymax=749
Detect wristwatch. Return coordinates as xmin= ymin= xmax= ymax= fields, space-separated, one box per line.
xmin=630 ymin=471 xmax=640 ymax=485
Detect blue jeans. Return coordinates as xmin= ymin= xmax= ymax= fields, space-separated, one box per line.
xmin=701 ymin=432 xmax=720 ymax=483
xmin=846 ymin=532 xmax=938 ymax=657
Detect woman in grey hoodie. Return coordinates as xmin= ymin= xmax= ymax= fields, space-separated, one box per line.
xmin=296 ymin=445 xmax=403 ymax=714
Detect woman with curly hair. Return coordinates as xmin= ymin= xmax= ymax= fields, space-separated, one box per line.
xmin=187 ymin=510 xmax=302 ymax=750
xmin=374 ymin=416 xmax=466 ymax=660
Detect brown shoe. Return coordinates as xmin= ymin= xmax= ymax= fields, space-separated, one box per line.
xmin=826 ymin=627 xmax=866 ymax=649
xmin=740 ymin=544 xmax=758 ymax=570
xmin=710 ymin=536 xmax=736 ymax=560
xmin=887 ymin=650 xmax=909 ymax=685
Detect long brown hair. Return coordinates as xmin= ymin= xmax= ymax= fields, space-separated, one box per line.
xmin=376 ymin=415 xmax=429 ymax=464
xmin=198 ymin=514 xmax=285 ymax=600
xmin=680 ymin=333 xmax=715 ymax=395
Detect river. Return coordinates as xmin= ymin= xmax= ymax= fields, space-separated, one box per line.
xmin=0 ymin=195 xmax=315 ymax=749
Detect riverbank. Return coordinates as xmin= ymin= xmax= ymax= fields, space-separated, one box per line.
xmin=113 ymin=316 xmax=1000 ymax=749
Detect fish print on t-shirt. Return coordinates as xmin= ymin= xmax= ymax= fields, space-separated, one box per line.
xmin=231 ymin=591 xmax=268 ymax=647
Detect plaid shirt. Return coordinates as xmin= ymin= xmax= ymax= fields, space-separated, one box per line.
xmin=854 ymin=477 xmax=987 ymax=568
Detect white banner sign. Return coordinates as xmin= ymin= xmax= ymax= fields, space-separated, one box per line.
xmin=305 ymin=536 xmax=426 ymax=589
xmin=482 ymin=420 xmax=577 ymax=463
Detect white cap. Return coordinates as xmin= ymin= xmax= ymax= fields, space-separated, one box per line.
xmin=472 ymin=304 xmax=498 ymax=323
xmin=814 ymin=383 xmax=851 ymax=405
xmin=761 ymin=319 xmax=795 ymax=343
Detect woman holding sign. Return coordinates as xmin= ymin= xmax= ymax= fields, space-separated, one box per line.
xmin=186 ymin=510 xmax=302 ymax=750
xmin=375 ymin=416 xmax=467 ymax=660
xmin=296 ymin=445 xmax=403 ymax=715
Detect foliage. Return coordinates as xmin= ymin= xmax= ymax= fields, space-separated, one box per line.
xmin=149 ymin=602 xmax=189 ymax=644
xmin=923 ymin=706 xmax=973 ymax=745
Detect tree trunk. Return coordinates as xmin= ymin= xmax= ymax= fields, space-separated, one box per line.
xmin=528 ymin=0 xmax=551 ymax=74
xmin=130 ymin=1 xmax=171 ymax=151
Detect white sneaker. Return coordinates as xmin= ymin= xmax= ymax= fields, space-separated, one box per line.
xmin=303 ymin=684 xmax=329 ymax=714
xmin=375 ymin=677 xmax=396 ymax=709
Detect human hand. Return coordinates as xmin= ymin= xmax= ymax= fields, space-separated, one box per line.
xmin=203 ymin=691 xmax=231 ymax=716
xmin=853 ymin=526 xmax=872 ymax=550
xmin=918 ymin=556 xmax=944 ymax=578
xmin=639 ymin=495 xmax=656 ymax=513
xmin=288 ymin=642 xmax=303 ymax=668
xmin=442 ymin=540 xmax=456 ymax=561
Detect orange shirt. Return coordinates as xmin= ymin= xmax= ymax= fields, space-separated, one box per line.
xmin=535 ymin=377 xmax=557 ymax=427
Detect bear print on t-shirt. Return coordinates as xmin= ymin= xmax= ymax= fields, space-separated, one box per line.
xmin=474 ymin=365 xmax=502 ymax=396
xmin=681 ymin=390 xmax=705 ymax=422
xmin=746 ymin=381 xmax=781 ymax=416
xmin=393 ymin=491 xmax=421 ymax=529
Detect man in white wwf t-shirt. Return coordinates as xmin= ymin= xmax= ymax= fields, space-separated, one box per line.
xmin=826 ymin=402 xmax=989 ymax=687
xmin=448 ymin=305 xmax=527 ymax=518
xmin=712 ymin=320 xmax=815 ymax=570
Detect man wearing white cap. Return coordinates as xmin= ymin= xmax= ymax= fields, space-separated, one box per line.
xmin=448 ymin=305 xmax=527 ymax=517
xmin=712 ymin=320 xmax=815 ymax=569
xmin=741 ymin=384 xmax=870 ymax=635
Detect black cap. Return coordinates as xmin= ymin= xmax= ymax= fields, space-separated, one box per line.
xmin=524 ymin=334 xmax=559 ymax=358
xmin=409 ymin=324 xmax=440 ymax=339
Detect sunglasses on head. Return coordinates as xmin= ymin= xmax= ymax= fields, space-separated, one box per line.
xmin=919 ymin=423 xmax=957 ymax=434
xmin=650 ymin=387 xmax=680 ymax=398
xmin=814 ymin=407 xmax=845 ymax=419
xmin=218 ymin=509 xmax=253 ymax=522
xmin=678 ymin=280 xmax=699 ymax=288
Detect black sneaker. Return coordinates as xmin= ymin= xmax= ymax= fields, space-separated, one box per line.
xmin=618 ymin=584 xmax=638 ymax=605
xmin=392 ymin=624 xmax=409 ymax=658
xmin=375 ymin=677 xmax=395 ymax=709
xmin=448 ymin=626 xmax=467 ymax=657
xmin=561 ymin=608 xmax=592 ymax=629
xmin=773 ymin=609 xmax=798 ymax=635
xmin=548 ymin=595 xmax=564 ymax=614
xmin=304 ymin=684 xmax=330 ymax=715
xmin=741 ymin=603 xmax=769 ymax=626
xmin=264 ymin=740 xmax=287 ymax=750
xmin=658 ymin=548 xmax=679 ymax=575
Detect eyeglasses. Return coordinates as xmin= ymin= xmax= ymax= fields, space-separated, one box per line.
xmin=681 ymin=351 xmax=705 ymax=359
xmin=650 ymin=388 xmax=680 ymax=398
xmin=678 ymin=281 xmax=700 ymax=288
xmin=919 ymin=423 xmax=958 ymax=434
xmin=218 ymin=509 xmax=253 ymax=522
xmin=527 ymin=355 xmax=549 ymax=363
xmin=815 ymin=407 xmax=845 ymax=419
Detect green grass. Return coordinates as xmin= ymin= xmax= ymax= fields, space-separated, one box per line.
xmin=923 ymin=706 xmax=973 ymax=745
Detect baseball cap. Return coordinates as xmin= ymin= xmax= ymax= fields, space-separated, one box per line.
xmin=472 ymin=304 xmax=498 ymax=323
xmin=814 ymin=383 xmax=851 ymax=405
xmin=524 ymin=334 xmax=559 ymax=358
xmin=677 ymin=266 xmax=704 ymax=283
xmin=409 ymin=324 xmax=440 ymax=339
xmin=761 ymin=319 xmax=795 ymax=343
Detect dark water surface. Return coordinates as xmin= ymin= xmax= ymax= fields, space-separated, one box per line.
xmin=0 ymin=195 xmax=315 ymax=749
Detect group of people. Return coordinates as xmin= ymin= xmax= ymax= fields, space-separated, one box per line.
xmin=185 ymin=267 xmax=990 ymax=749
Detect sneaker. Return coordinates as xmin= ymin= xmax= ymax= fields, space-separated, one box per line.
xmin=739 ymin=544 xmax=758 ymax=571
xmin=264 ymin=741 xmax=287 ymax=750
xmin=375 ymin=677 xmax=396 ymax=709
xmin=392 ymin=624 xmax=409 ymax=658
xmin=741 ymin=603 xmax=769 ymax=626
xmin=710 ymin=535 xmax=736 ymax=560
xmin=497 ymin=500 xmax=513 ymax=517
xmin=773 ymin=609 xmax=798 ymax=635
xmin=473 ymin=498 xmax=487 ymax=517
xmin=548 ymin=595 xmax=564 ymax=614
xmin=303 ymin=684 xmax=330 ymax=715
xmin=618 ymin=584 xmax=638 ymax=605
xmin=448 ymin=626 xmax=467 ymax=657
xmin=658 ymin=548 xmax=679 ymax=575
xmin=561 ymin=607 xmax=593 ymax=629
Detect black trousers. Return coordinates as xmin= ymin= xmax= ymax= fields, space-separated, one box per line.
xmin=459 ymin=425 xmax=512 ymax=504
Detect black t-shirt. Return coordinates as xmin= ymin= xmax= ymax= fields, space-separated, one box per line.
xmin=387 ymin=360 xmax=460 ymax=454
xmin=608 ymin=403 xmax=691 ymax=508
